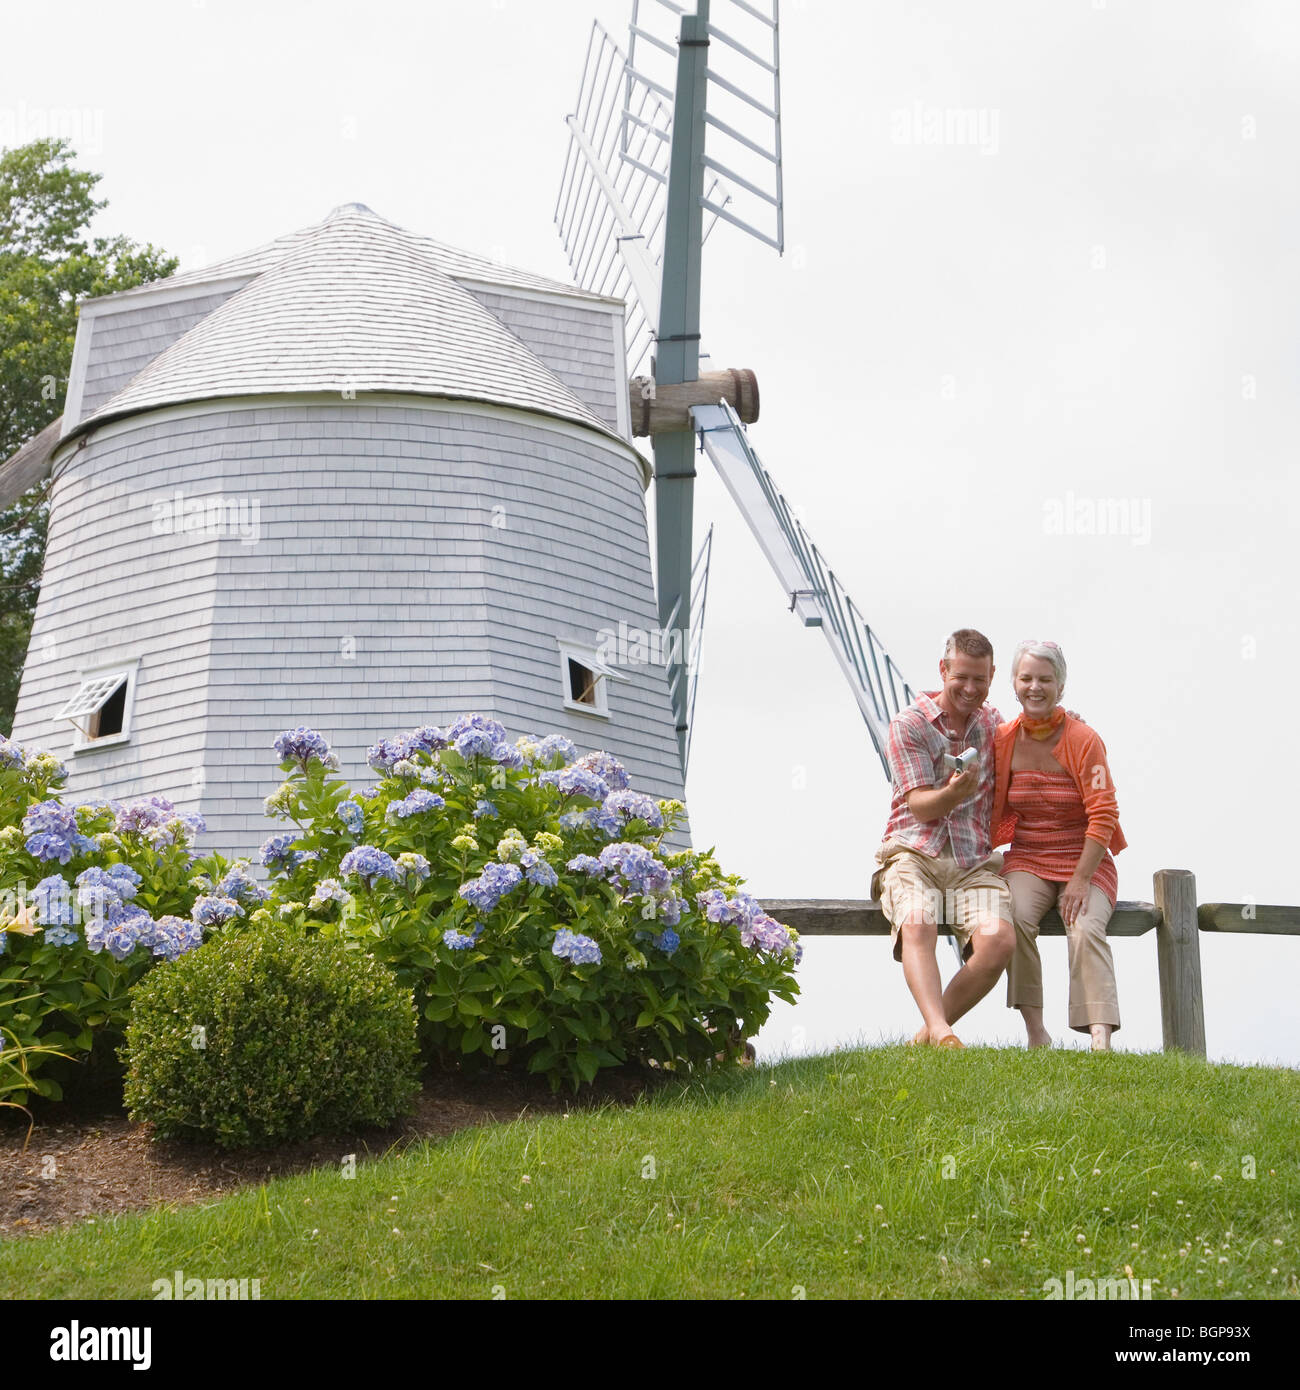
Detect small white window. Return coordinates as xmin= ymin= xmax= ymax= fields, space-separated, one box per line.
xmin=60 ymin=662 xmax=139 ymax=751
xmin=557 ymin=641 xmax=625 ymax=718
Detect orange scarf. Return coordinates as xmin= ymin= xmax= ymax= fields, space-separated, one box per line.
xmin=1021 ymin=706 xmax=1066 ymax=740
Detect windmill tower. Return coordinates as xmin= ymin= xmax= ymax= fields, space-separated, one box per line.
xmin=557 ymin=0 xmax=916 ymax=778
xmin=3 ymin=204 xmax=688 ymax=858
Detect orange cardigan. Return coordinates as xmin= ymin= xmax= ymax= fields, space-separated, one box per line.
xmin=991 ymin=713 xmax=1127 ymax=855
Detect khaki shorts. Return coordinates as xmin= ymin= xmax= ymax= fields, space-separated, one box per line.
xmin=872 ymin=839 xmax=1012 ymax=963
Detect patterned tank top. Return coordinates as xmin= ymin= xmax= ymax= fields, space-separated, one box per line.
xmin=1001 ymin=769 xmax=1118 ymax=906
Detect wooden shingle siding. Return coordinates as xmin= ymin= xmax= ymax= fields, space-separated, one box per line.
xmin=76 ymin=288 xmax=249 ymax=425
xmin=465 ymin=289 xmax=625 ymax=435
xmin=12 ymin=399 xmax=684 ymax=864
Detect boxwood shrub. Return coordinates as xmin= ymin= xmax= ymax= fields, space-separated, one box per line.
xmin=122 ymin=918 xmax=421 ymax=1148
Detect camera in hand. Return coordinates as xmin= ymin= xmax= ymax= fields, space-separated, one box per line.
xmin=943 ymin=747 xmax=979 ymax=776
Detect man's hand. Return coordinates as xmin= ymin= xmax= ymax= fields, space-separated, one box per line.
xmin=945 ymin=765 xmax=979 ymax=806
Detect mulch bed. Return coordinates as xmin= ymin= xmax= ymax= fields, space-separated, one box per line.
xmin=0 ymin=1063 xmax=665 ymax=1241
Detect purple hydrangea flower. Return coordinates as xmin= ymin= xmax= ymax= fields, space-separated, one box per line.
xmin=552 ymin=928 xmax=601 ymax=966
xmin=385 ymin=789 xmax=446 ymax=821
xmin=0 ymin=735 xmax=25 ymax=770
xmin=274 ymin=727 xmax=332 ymax=768
xmin=572 ymin=750 xmax=630 ymax=791
xmin=538 ymin=767 xmax=609 ymax=801
xmin=747 ymin=913 xmax=792 ymax=954
xmin=113 ymin=796 xmax=176 ymax=836
xmin=367 ymin=737 xmax=409 ymax=771
xmin=491 ymin=741 xmax=524 ymax=770
xmin=696 ymin=888 xmax=763 ymax=928
xmin=407 ymin=725 xmax=449 ymax=755
xmin=214 ymin=864 xmax=271 ymax=906
xmin=457 ymin=862 xmax=523 ymax=912
xmin=602 ymin=790 xmax=663 ymax=830
xmin=565 ymin=855 xmax=603 ymax=876
xmin=598 ymin=843 xmax=672 ymax=897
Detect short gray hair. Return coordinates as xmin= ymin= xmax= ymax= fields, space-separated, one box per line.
xmin=1012 ymin=639 xmax=1067 ymax=689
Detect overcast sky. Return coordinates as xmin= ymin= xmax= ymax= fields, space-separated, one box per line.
xmin=5 ymin=0 xmax=1296 ymax=1065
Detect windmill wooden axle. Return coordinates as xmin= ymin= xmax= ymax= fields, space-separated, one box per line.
xmin=631 ymin=367 xmax=759 ymax=437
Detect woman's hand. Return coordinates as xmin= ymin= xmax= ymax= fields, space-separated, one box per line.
xmin=1059 ymin=874 xmax=1091 ymax=927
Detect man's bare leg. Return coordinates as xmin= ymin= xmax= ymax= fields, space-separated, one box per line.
xmin=1090 ymin=1023 xmax=1113 ymax=1052
xmin=899 ymin=918 xmax=958 ymax=1044
xmin=1019 ymin=1005 xmax=1053 ymax=1048
xmin=942 ymin=917 xmax=1016 ymax=1026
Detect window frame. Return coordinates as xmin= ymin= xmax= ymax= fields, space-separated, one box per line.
xmin=556 ymin=640 xmax=625 ymax=719
xmin=61 ymin=659 xmax=140 ymax=753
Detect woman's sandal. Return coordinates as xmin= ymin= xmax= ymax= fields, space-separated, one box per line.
xmin=932 ymin=1034 xmax=965 ymax=1049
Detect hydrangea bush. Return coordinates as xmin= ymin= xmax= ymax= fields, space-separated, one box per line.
xmin=255 ymin=716 xmax=801 ymax=1092
xmin=0 ymin=733 xmax=255 ymax=1105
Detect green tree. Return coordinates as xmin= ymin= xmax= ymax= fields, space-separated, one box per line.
xmin=0 ymin=137 xmax=177 ymax=734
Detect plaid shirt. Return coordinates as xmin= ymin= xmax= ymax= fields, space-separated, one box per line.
xmin=880 ymin=691 xmax=1002 ymax=868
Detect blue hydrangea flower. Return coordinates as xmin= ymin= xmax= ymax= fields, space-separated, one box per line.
xmin=141 ymin=914 xmax=203 ymax=962
xmin=656 ymin=895 xmax=684 ymax=927
xmin=454 ymin=729 xmax=496 ymax=759
xmin=43 ymin=925 xmax=79 ymax=948
xmin=534 ymin=734 xmax=577 ymax=766
xmin=337 ymin=799 xmax=366 ymax=836
xmin=565 ymin=854 xmax=603 ymax=876
xmin=397 ymin=852 xmax=431 ymax=884
xmin=491 ymin=741 xmax=524 ymax=769
xmin=520 ymin=850 xmax=558 ymax=888
xmin=458 ymin=862 xmax=523 ymax=912
xmin=259 ymin=833 xmax=300 ymax=870
xmin=473 ymin=799 xmax=498 ymax=819
xmin=23 ymin=801 xmax=97 ymax=864
xmin=85 ymin=900 xmax=154 ymax=961
xmin=32 ymin=875 xmax=75 ymax=926
xmin=339 ymin=845 xmax=403 ymax=886
xmin=367 ymin=737 xmax=409 ymax=771
xmin=538 ymin=767 xmax=609 ymax=801
xmin=443 ymin=923 xmax=485 ymax=951
xmin=0 ymin=931 xmax=7 ymax=954
xmin=214 ymin=863 xmax=271 ymax=906
xmin=407 ymin=725 xmax=449 ymax=755
xmin=309 ymin=878 xmax=352 ymax=911
xmin=652 ymin=927 xmax=680 ymax=955
xmin=385 ymin=789 xmax=446 ymax=821
xmin=446 ymin=714 xmax=507 ymax=747
xmin=552 ymin=928 xmax=601 ymax=966
xmin=0 ymin=734 xmax=25 ymax=770
xmin=191 ymin=895 xmax=244 ymax=928
xmin=696 ymin=888 xmax=763 ymax=928
xmin=274 ymin=727 xmax=332 ymax=768
xmin=573 ymin=750 xmax=630 ymax=791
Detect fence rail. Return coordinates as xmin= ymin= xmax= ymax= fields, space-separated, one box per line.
xmin=763 ymin=869 xmax=1300 ymax=1058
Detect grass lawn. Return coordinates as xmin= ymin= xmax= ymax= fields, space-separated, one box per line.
xmin=2 ymin=1045 xmax=1296 ymax=1300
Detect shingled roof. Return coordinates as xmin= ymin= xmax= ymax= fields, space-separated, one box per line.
xmin=60 ymin=203 xmax=620 ymax=443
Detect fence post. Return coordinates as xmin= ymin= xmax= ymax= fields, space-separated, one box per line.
xmin=1153 ymin=869 xmax=1206 ymax=1057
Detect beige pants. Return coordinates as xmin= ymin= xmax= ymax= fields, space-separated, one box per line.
xmin=1004 ymin=871 xmax=1120 ymax=1033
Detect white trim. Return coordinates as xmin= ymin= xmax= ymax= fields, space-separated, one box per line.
xmin=65 ymin=658 xmax=140 ymax=753
xmin=49 ymin=391 xmax=655 ymax=489
xmin=449 ymin=276 xmax=625 ymax=312
xmin=613 ymin=302 xmax=632 ymax=442
xmin=76 ymin=274 xmax=257 ymax=318
xmin=60 ymin=313 xmax=94 ymax=437
xmin=557 ymin=642 xmax=613 ymax=719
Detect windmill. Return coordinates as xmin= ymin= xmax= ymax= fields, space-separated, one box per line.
xmin=556 ymin=0 xmax=916 ymax=780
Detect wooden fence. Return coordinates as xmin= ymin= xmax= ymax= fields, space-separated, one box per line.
xmin=764 ymin=869 xmax=1299 ymax=1057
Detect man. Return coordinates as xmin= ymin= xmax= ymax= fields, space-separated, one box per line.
xmin=872 ymin=628 xmax=1015 ymax=1048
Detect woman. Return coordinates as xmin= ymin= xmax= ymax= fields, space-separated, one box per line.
xmin=991 ymin=640 xmax=1126 ymax=1051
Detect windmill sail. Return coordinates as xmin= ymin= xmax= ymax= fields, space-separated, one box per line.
xmin=690 ymin=402 xmax=915 ymax=779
